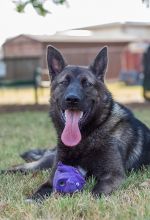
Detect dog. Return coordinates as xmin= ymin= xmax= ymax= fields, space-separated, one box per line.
xmin=2 ymin=46 xmax=150 ymax=201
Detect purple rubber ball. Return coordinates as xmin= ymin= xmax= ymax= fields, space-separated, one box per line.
xmin=53 ymin=162 xmax=86 ymax=194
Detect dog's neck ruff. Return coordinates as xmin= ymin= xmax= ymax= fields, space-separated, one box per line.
xmin=61 ymin=110 xmax=83 ymax=147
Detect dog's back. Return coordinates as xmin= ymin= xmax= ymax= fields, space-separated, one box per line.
xmin=99 ymin=102 xmax=150 ymax=171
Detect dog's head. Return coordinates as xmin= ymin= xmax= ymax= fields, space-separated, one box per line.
xmin=47 ymin=46 xmax=112 ymax=147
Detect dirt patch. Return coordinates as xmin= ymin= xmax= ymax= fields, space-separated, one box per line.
xmin=0 ymin=102 xmax=149 ymax=113
xmin=0 ymin=104 xmax=49 ymax=113
xmin=126 ymin=101 xmax=150 ymax=110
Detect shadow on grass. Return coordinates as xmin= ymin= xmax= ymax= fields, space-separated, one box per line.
xmin=0 ymin=104 xmax=49 ymax=113
xmin=0 ymin=101 xmax=150 ymax=113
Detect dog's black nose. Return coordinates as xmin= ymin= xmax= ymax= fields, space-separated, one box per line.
xmin=65 ymin=94 xmax=81 ymax=105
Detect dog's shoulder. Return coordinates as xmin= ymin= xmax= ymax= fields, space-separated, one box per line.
xmin=103 ymin=101 xmax=133 ymax=131
xmin=103 ymin=101 xmax=148 ymax=145
xmin=112 ymin=102 xmax=133 ymax=119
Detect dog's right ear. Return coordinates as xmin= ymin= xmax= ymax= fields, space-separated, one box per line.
xmin=47 ymin=46 xmax=67 ymax=80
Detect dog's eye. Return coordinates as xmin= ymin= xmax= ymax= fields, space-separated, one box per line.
xmin=59 ymin=80 xmax=69 ymax=86
xmin=81 ymin=79 xmax=93 ymax=88
xmin=59 ymin=76 xmax=70 ymax=86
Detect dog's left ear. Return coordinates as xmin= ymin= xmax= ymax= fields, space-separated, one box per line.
xmin=90 ymin=46 xmax=108 ymax=82
xmin=47 ymin=46 xmax=67 ymax=81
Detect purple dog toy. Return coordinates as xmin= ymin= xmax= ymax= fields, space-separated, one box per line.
xmin=53 ymin=162 xmax=86 ymax=194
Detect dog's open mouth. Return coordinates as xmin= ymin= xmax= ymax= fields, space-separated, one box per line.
xmin=61 ymin=110 xmax=84 ymax=147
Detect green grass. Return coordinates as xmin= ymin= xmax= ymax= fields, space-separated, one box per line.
xmin=0 ymin=110 xmax=150 ymax=220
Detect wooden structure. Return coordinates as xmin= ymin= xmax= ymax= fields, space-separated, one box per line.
xmin=3 ymin=22 xmax=150 ymax=82
xmin=2 ymin=35 xmax=42 ymax=81
xmin=2 ymin=36 xmax=129 ymax=81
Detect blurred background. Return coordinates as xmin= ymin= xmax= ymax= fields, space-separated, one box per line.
xmin=0 ymin=0 xmax=150 ymax=108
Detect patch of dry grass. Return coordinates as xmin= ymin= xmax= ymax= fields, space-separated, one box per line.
xmin=107 ymin=82 xmax=144 ymax=103
xmin=0 ymin=82 xmax=144 ymax=105
xmin=0 ymin=87 xmax=50 ymax=105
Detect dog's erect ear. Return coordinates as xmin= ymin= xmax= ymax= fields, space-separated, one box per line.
xmin=47 ymin=46 xmax=67 ymax=80
xmin=90 ymin=46 xmax=108 ymax=82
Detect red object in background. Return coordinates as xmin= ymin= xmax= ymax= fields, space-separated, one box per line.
xmin=122 ymin=50 xmax=143 ymax=73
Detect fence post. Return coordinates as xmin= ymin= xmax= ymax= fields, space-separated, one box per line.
xmin=34 ymin=67 xmax=42 ymax=104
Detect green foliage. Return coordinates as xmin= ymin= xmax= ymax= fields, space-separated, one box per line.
xmin=13 ymin=0 xmax=66 ymax=16
xmin=142 ymin=0 xmax=150 ymax=7
xmin=13 ymin=0 xmax=149 ymax=16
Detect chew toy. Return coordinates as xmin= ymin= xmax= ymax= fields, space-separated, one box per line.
xmin=53 ymin=162 xmax=86 ymax=194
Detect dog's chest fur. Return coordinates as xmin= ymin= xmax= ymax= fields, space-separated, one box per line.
xmin=55 ymin=101 xmax=150 ymax=175
xmin=56 ymin=103 xmax=127 ymax=170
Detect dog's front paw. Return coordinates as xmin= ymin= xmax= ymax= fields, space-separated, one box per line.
xmin=28 ymin=181 xmax=53 ymax=202
xmin=92 ymin=182 xmax=113 ymax=198
xmin=92 ymin=174 xmax=124 ymax=198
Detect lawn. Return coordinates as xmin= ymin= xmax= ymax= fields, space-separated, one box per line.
xmin=0 ymin=109 xmax=150 ymax=220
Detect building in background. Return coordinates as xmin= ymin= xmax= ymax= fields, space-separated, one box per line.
xmin=2 ymin=22 xmax=150 ymax=82
xmin=0 ymin=48 xmax=6 ymax=78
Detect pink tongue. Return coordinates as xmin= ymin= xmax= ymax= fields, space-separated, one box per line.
xmin=61 ymin=110 xmax=82 ymax=147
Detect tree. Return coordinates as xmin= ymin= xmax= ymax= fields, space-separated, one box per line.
xmin=13 ymin=0 xmax=149 ymax=16
xmin=142 ymin=0 xmax=150 ymax=7
xmin=13 ymin=0 xmax=67 ymax=16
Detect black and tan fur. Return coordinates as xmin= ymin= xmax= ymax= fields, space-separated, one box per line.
xmin=2 ymin=46 xmax=150 ymax=201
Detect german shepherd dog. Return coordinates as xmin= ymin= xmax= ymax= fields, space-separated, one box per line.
xmin=2 ymin=46 xmax=150 ymax=201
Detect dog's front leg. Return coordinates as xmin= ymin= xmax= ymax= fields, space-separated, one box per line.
xmin=91 ymin=150 xmax=125 ymax=197
xmin=92 ymin=171 xmax=125 ymax=197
